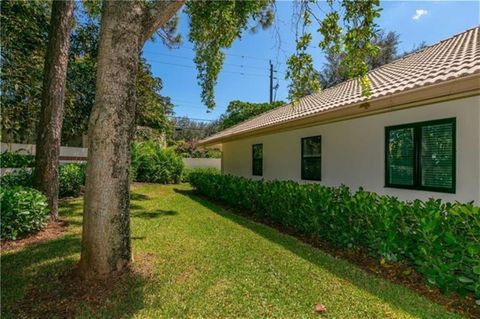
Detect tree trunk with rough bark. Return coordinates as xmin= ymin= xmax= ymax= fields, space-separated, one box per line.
xmin=79 ymin=0 xmax=184 ymax=278
xmin=35 ymin=0 xmax=74 ymax=219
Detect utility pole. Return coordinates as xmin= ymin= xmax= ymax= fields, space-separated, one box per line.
xmin=269 ymin=60 xmax=273 ymax=103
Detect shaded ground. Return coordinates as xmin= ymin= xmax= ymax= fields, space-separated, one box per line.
xmin=0 ymin=183 xmax=471 ymax=318
xmin=1 ymin=220 xmax=69 ymax=251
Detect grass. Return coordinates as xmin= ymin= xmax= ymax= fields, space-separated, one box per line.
xmin=1 ymin=183 xmax=465 ymax=318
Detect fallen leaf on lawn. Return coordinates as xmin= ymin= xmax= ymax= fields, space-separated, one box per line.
xmin=314 ymin=303 xmax=327 ymax=313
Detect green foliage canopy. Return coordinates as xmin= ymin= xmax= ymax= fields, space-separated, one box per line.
xmin=219 ymin=100 xmax=285 ymax=130
xmin=186 ymin=0 xmax=274 ymax=109
xmin=184 ymin=0 xmax=381 ymax=107
xmin=0 ymin=1 xmax=173 ymax=145
xmin=0 ymin=0 xmax=50 ymax=142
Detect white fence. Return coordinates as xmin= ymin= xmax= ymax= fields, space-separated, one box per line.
xmin=1 ymin=143 xmax=88 ymax=163
xmin=2 ymin=143 xmax=221 ymax=170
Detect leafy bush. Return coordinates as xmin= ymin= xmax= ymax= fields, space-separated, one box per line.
xmin=182 ymin=167 xmax=220 ymax=183
xmin=189 ymin=171 xmax=480 ymax=298
xmin=0 ymin=168 xmax=34 ymax=187
xmin=0 ymin=164 xmax=85 ymax=197
xmin=59 ymin=163 xmax=86 ymax=197
xmin=0 ymin=186 xmax=49 ymax=240
xmin=131 ymin=141 xmax=184 ymax=184
xmin=0 ymin=151 xmax=34 ymax=168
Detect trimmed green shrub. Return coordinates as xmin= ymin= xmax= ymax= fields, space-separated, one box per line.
xmin=0 ymin=151 xmax=35 ymax=168
xmin=0 ymin=164 xmax=86 ymax=197
xmin=182 ymin=167 xmax=220 ymax=183
xmin=189 ymin=171 xmax=480 ymax=298
xmin=131 ymin=141 xmax=184 ymax=184
xmin=59 ymin=163 xmax=86 ymax=197
xmin=0 ymin=186 xmax=49 ymax=240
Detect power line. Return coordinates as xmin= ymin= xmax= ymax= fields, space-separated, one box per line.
xmin=178 ymin=44 xmax=278 ymax=63
xmin=148 ymin=60 xmax=270 ymax=78
xmin=145 ymin=52 xmax=271 ymax=72
xmin=169 ymin=116 xmax=216 ymax=122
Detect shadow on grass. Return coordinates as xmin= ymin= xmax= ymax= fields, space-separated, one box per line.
xmin=59 ymin=200 xmax=83 ymax=214
xmin=1 ymin=234 xmax=148 ymax=319
xmin=130 ymin=191 xmax=154 ymax=211
xmin=173 ymin=188 xmax=455 ymax=319
xmin=131 ymin=192 xmax=151 ymax=201
xmin=132 ymin=210 xmax=177 ymax=219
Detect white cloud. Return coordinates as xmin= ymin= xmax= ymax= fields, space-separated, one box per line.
xmin=412 ymin=9 xmax=428 ymax=20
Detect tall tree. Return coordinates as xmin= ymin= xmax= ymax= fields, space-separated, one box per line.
xmin=79 ymin=0 xmax=185 ymax=277
xmin=0 ymin=0 xmax=50 ymax=143
xmin=80 ymin=0 xmax=381 ymax=278
xmin=1 ymin=3 xmax=174 ymax=146
xmin=34 ymin=0 xmax=74 ymax=219
xmin=318 ymin=30 xmax=399 ymax=89
xmin=318 ymin=30 xmax=428 ymax=89
xmin=219 ymin=100 xmax=285 ymax=130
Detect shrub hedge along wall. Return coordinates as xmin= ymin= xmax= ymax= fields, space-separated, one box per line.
xmin=189 ymin=170 xmax=480 ymax=299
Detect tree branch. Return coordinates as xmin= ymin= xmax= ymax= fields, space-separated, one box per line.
xmin=142 ymin=0 xmax=186 ymax=45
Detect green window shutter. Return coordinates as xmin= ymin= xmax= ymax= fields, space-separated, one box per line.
xmin=387 ymin=127 xmax=415 ymax=186
xmin=301 ymin=136 xmax=321 ymax=181
xmin=252 ymin=144 xmax=263 ymax=176
xmin=420 ymin=121 xmax=455 ymax=189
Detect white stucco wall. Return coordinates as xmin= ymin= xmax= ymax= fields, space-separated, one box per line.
xmin=222 ymin=95 xmax=480 ymax=203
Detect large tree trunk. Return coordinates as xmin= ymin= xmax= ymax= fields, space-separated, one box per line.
xmin=35 ymin=0 xmax=74 ymax=219
xmin=79 ymin=1 xmax=144 ymax=278
xmin=79 ymin=0 xmax=185 ymax=278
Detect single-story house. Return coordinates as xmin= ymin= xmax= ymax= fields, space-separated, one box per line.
xmin=199 ymin=27 xmax=480 ymax=204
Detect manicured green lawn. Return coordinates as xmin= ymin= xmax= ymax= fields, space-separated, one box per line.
xmin=1 ymin=183 xmax=463 ymax=318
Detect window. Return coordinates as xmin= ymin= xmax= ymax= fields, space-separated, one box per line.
xmin=252 ymin=144 xmax=263 ymax=176
xmin=301 ymin=136 xmax=321 ymax=181
xmin=385 ymin=118 xmax=455 ymax=193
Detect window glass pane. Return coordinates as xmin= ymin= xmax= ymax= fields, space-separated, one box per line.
xmin=388 ymin=127 xmax=414 ymax=186
xmin=253 ymin=144 xmax=263 ymax=160
xmin=252 ymin=159 xmax=263 ymax=176
xmin=421 ymin=122 xmax=454 ymax=189
xmin=302 ymin=158 xmax=321 ymax=180
xmin=252 ymin=144 xmax=263 ymax=176
xmin=303 ymin=136 xmax=321 ymax=157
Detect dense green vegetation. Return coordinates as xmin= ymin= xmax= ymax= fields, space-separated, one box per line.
xmin=1 ymin=1 xmax=173 ymax=145
xmin=218 ymin=100 xmax=285 ymax=130
xmin=189 ymin=171 xmax=480 ymax=299
xmin=1 ymin=164 xmax=86 ymax=197
xmin=1 ymin=184 xmax=462 ymax=318
xmin=0 ymin=187 xmax=49 ymax=240
xmin=0 ymin=151 xmax=34 ymax=168
xmin=131 ymin=142 xmax=184 ymax=184
xmin=58 ymin=164 xmax=86 ymax=197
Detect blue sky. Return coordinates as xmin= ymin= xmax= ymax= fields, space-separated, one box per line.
xmin=142 ymin=1 xmax=479 ymax=122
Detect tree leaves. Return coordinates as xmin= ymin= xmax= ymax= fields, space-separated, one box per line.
xmin=219 ymin=100 xmax=285 ymax=130
xmin=286 ymin=0 xmax=382 ymax=101
xmin=185 ymin=0 xmax=272 ymax=109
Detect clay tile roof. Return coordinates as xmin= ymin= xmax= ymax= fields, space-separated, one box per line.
xmin=200 ymin=26 xmax=480 ymax=145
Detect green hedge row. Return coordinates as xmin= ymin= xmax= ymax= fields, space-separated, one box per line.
xmin=189 ymin=171 xmax=480 ymax=298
